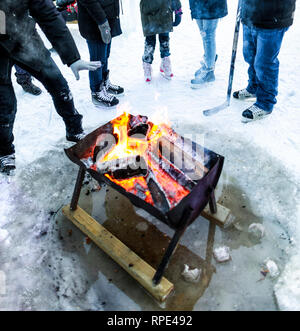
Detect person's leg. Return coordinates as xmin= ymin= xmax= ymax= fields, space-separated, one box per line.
xmin=103 ymin=41 xmax=111 ymax=76
xmin=86 ymin=40 xmax=109 ymax=93
xmin=102 ymin=41 xmax=124 ymax=95
xmin=159 ymin=33 xmax=173 ymax=79
xmin=0 ymin=55 xmax=17 ymax=158
xmin=142 ymin=35 xmax=156 ymax=82
xmin=243 ymin=24 xmax=258 ymax=94
xmin=254 ymin=27 xmax=288 ymax=112
xmin=196 ymin=19 xmax=218 ymax=71
xmin=159 ymin=33 xmax=170 ymax=59
xmin=15 ymin=56 xmax=83 ymax=135
xmin=142 ymin=35 xmax=156 ymax=64
xmin=86 ymin=40 xmax=118 ymax=107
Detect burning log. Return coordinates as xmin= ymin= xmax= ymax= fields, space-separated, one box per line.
xmin=148 ymin=151 xmax=196 ymax=192
xmin=146 ymin=169 xmax=171 ymax=214
xmin=97 ymin=155 xmax=148 ymax=180
xmin=151 ymin=136 xmax=208 ymax=181
xmin=128 ymin=115 xmax=150 ymax=137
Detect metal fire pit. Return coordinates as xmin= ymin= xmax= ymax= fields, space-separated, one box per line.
xmin=65 ymin=114 xmax=224 ymax=285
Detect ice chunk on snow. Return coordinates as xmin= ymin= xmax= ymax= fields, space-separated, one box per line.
xmin=0 ymin=229 xmax=9 ymax=242
xmin=181 ymin=264 xmax=201 ymax=283
xmin=264 ymin=259 xmax=280 ymax=278
xmin=213 ymin=246 xmax=231 ymax=263
xmin=248 ymin=223 xmax=265 ymax=239
xmin=275 ymin=255 xmax=300 ymax=311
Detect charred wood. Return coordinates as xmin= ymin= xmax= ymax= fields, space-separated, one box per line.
xmin=146 ymin=169 xmax=171 ymax=214
xmin=148 ymin=151 xmax=196 ymax=192
xmin=97 ymin=155 xmax=148 ymax=180
xmin=151 ymin=136 xmax=208 ymax=181
xmin=128 ymin=115 xmax=150 ymax=137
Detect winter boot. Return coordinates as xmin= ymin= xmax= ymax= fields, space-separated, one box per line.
xmin=191 ymin=70 xmax=215 ymax=88
xmin=233 ymin=88 xmax=256 ymax=101
xmin=103 ymin=70 xmax=124 ymax=95
xmin=92 ymin=84 xmax=119 ymax=108
xmin=241 ymin=104 xmax=272 ymax=123
xmin=160 ymin=57 xmax=173 ymax=80
xmin=16 ymin=73 xmax=42 ymax=96
xmin=20 ymin=81 xmax=42 ymax=96
xmin=143 ymin=62 xmax=152 ymax=83
xmin=0 ymin=154 xmax=16 ymax=176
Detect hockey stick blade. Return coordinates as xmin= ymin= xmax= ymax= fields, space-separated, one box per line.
xmin=203 ymin=101 xmax=230 ymax=117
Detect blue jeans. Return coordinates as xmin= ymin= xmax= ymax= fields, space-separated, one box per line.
xmin=86 ymin=40 xmax=111 ymax=93
xmin=196 ymin=19 xmax=219 ymax=71
xmin=243 ymin=24 xmax=288 ymax=112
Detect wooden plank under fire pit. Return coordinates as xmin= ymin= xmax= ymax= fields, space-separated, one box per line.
xmin=62 ymin=205 xmax=174 ymax=302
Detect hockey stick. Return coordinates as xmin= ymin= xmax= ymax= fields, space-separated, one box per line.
xmin=203 ymin=0 xmax=242 ymax=116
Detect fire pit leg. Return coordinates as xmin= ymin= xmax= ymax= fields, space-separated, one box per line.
xmin=209 ymin=189 xmax=217 ymax=214
xmin=152 ymin=207 xmax=194 ymax=286
xmin=70 ymin=166 xmax=86 ymax=211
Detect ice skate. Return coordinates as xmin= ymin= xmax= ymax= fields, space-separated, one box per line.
xmin=92 ymin=84 xmax=119 ymax=108
xmin=160 ymin=56 xmax=173 ymax=80
xmin=241 ymin=104 xmax=272 ymax=123
xmin=143 ymin=62 xmax=152 ymax=83
xmin=66 ymin=132 xmax=86 ymax=143
xmin=191 ymin=70 xmax=215 ymax=88
xmin=233 ymin=88 xmax=256 ymax=102
xmin=0 ymin=154 xmax=16 ymax=176
xmin=103 ymin=70 xmax=124 ymax=96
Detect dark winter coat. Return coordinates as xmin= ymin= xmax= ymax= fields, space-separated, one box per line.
xmin=241 ymin=0 xmax=296 ymax=29
xmin=0 ymin=0 xmax=80 ymax=70
xmin=189 ymin=0 xmax=228 ymax=20
xmin=140 ymin=0 xmax=182 ymax=37
xmin=77 ymin=0 xmax=122 ymax=41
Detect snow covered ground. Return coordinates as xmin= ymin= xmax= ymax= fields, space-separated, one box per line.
xmin=0 ymin=0 xmax=299 ymax=310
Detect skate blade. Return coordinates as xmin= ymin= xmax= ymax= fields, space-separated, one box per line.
xmin=0 ymin=169 xmax=16 ymax=180
xmin=92 ymin=101 xmax=119 ymax=110
xmin=94 ymin=104 xmax=118 ymax=110
xmin=160 ymin=71 xmax=173 ymax=80
xmin=108 ymin=91 xmax=125 ymax=97
xmin=241 ymin=114 xmax=270 ymax=123
xmin=191 ymin=81 xmax=214 ymax=89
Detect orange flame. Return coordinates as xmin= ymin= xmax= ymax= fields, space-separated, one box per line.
xmin=96 ymin=113 xmax=190 ymax=210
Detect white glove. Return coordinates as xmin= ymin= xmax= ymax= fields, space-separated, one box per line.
xmin=70 ymin=60 xmax=102 ymax=80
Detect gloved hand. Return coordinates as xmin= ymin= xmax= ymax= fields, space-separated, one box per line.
xmin=98 ymin=20 xmax=112 ymax=44
xmin=70 ymin=60 xmax=102 ymax=80
xmin=173 ymin=9 xmax=183 ymax=27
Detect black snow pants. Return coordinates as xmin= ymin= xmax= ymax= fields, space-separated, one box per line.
xmin=0 ymin=46 xmax=83 ymax=157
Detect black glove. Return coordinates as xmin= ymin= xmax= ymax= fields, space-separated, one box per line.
xmin=173 ymin=9 xmax=182 ymax=27
xmin=98 ymin=20 xmax=111 ymax=45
